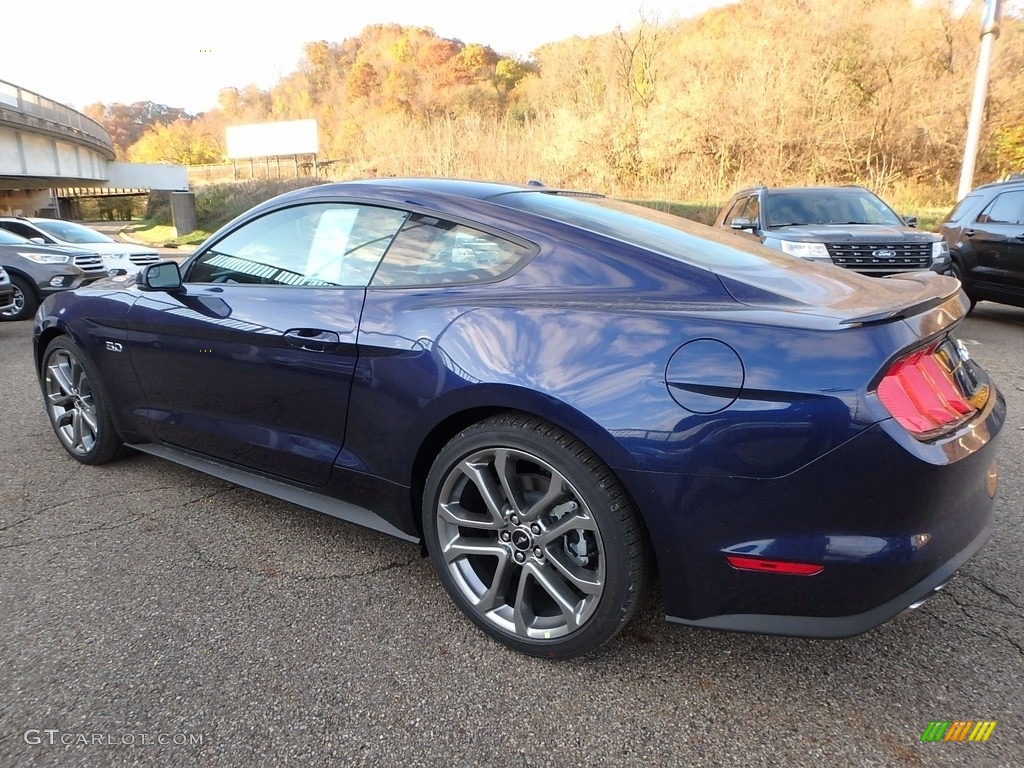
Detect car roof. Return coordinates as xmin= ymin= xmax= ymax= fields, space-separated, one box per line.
xmin=311 ymin=178 xmax=538 ymax=200
xmin=727 ymin=185 xmax=874 ymax=199
xmin=968 ymin=178 xmax=1024 ymax=194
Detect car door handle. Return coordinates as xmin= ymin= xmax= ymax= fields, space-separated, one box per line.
xmin=284 ymin=328 xmax=341 ymax=352
xmin=963 ymin=229 xmax=975 ymax=237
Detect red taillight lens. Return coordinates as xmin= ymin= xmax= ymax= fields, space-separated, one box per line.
xmin=726 ymin=555 xmax=823 ymax=576
xmin=877 ymin=341 xmax=979 ymax=436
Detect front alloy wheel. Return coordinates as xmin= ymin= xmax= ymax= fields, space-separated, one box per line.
xmin=0 ymin=275 xmax=37 ymax=321
xmin=423 ymin=414 xmax=647 ymax=658
xmin=42 ymin=338 xmax=124 ymax=464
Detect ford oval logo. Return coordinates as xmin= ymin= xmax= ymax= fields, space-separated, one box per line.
xmin=873 ymin=248 xmax=897 ymax=259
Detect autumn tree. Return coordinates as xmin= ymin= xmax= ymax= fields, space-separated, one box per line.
xmin=84 ymin=101 xmax=191 ymax=158
xmin=127 ymin=119 xmax=223 ymax=165
xmin=114 ymin=4 xmax=1024 ymax=204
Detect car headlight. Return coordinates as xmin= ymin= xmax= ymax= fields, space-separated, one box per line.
xmin=19 ymin=251 xmax=70 ymax=264
xmin=778 ymin=240 xmax=831 ymax=260
xmin=932 ymin=240 xmax=950 ymax=260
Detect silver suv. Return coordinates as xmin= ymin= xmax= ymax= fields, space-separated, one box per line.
xmin=0 ymin=229 xmax=104 ymax=321
xmin=0 ymin=217 xmax=160 ymax=277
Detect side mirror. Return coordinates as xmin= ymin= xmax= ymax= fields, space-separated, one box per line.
xmin=904 ymin=216 xmax=918 ymax=228
xmin=730 ymin=217 xmax=756 ymax=231
xmin=29 ymin=237 xmax=46 ymax=245
xmin=137 ymin=261 xmax=182 ymax=291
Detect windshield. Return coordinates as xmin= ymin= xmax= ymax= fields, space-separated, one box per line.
xmin=32 ymin=220 xmax=114 ymax=244
xmin=763 ymin=189 xmax=904 ymax=228
xmin=0 ymin=229 xmax=31 ymax=245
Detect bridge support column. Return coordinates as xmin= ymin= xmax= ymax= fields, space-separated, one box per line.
xmin=170 ymin=191 xmax=196 ymax=236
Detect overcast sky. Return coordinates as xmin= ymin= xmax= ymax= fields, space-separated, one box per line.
xmin=2 ymin=0 xmax=736 ymax=113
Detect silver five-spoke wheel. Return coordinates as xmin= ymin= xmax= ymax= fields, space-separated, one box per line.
xmin=424 ymin=414 xmax=647 ymax=658
xmin=437 ymin=446 xmax=605 ymax=640
xmin=41 ymin=338 xmax=124 ymax=465
xmin=45 ymin=349 xmax=99 ymax=455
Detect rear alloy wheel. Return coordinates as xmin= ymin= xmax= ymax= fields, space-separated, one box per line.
xmin=42 ymin=337 xmax=124 ymax=465
xmin=423 ymin=414 xmax=647 ymax=658
xmin=0 ymin=275 xmax=37 ymax=321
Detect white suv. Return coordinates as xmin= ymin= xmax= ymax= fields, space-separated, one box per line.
xmin=0 ymin=217 xmax=160 ymax=277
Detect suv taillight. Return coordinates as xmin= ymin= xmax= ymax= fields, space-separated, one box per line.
xmin=877 ymin=339 xmax=988 ymax=438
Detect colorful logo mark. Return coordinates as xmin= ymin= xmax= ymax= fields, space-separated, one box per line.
xmin=921 ymin=721 xmax=996 ymax=742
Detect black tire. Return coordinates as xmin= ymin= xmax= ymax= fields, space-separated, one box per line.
xmin=40 ymin=337 xmax=125 ymax=465
xmin=422 ymin=413 xmax=648 ymax=658
xmin=1 ymin=274 xmax=38 ymax=321
xmin=951 ymin=259 xmax=977 ymax=313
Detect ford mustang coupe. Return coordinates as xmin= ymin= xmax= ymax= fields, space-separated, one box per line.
xmin=33 ymin=179 xmax=1004 ymax=658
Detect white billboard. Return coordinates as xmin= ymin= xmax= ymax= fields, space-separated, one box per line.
xmin=106 ymin=162 xmax=189 ymax=191
xmin=226 ymin=120 xmax=318 ymax=159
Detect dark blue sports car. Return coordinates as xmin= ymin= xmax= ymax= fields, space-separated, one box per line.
xmin=33 ymin=179 xmax=1004 ymax=658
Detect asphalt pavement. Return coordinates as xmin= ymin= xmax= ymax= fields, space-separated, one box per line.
xmin=1 ymin=303 xmax=1021 ymax=767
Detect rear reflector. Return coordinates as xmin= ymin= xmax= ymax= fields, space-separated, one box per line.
xmin=726 ymin=555 xmax=823 ymax=576
xmin=877 ymin=339 xmax=981 ymax=437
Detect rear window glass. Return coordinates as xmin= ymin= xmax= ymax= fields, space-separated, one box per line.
xmin=489 ymin=191 xmax=791 ymax=271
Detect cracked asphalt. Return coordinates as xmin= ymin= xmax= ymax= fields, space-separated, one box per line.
xmin=1 ymin=304 xmax=1022 ymax=768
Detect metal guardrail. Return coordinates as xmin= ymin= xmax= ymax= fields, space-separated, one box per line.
xmin=0 ymin=78 xmax=114 ymax=158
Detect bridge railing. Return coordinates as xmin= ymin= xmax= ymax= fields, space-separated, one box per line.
xmin=0 ymin=79 xmax=113 ymax=154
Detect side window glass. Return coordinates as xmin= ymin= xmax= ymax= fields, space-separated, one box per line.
xmin=979 ymin=191 xmax=1024 ymax=225
xmin=943 ymin=195 xmax=981 ymax=225
xmin=370 ymin=215 xmax=531 ymax=287
xmin=3 ymin=222 xmax=40 ymax=240
xmin=187 ymin=203 xmax=407 ymax=286
xmin=723 ymin=197 xmax=748 ymax=226
xmin=742 ymin=197 xmax=760 ymax=227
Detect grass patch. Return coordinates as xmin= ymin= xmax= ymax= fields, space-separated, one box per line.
xmin=908 ymin=207 xmax=949 ymax=232
xmin=122 ymin=220 xmax=211 ymax=246
xmin=629 ymin=199 xmax=721 ymax=225
xmin=195 ymin=179 xmax=325 ymax=232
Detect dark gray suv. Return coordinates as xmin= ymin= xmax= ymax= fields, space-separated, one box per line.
xmin=938 ymin=177 xmax=1024 ymax=310
xmin=0 ymin=265 xmax=13 ymax=313
xmin=0 ymin=229 xmax=105 ymax=321
xmin=715 ymin=186 xmax=951 ymax=277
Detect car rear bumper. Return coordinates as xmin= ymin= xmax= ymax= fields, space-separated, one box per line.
xmin=665 ymin=518 xmax=990 ymax=638
xmin=618 ymin=384 xmax=1005 ymax=638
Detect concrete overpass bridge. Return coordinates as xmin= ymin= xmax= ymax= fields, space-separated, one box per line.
xmin=0 ymin=79 xmax=186 ymax=217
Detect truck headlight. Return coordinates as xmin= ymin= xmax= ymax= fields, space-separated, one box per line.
xmin=778 ymin=240 xmax=831 ymax=260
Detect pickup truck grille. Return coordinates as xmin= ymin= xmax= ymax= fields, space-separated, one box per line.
xmin=825 ymin=242 xmax=932 ymax=273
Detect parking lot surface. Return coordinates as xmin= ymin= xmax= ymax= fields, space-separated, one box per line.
xmin=1 ymin=305 xmax=1022 ymax=767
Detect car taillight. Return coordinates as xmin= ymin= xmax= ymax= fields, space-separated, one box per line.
xmin=725 ymin=555 xmax=823 ymax=576
xmin=877 ymin=339 xmax=987 ymax=437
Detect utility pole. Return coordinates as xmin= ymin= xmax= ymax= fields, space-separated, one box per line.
xmin=958 ymin=0 xmax=1003 ymax=201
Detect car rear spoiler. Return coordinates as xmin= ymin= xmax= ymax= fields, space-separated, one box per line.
xmin=839 ymin=274 xmax=968 ymax=327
